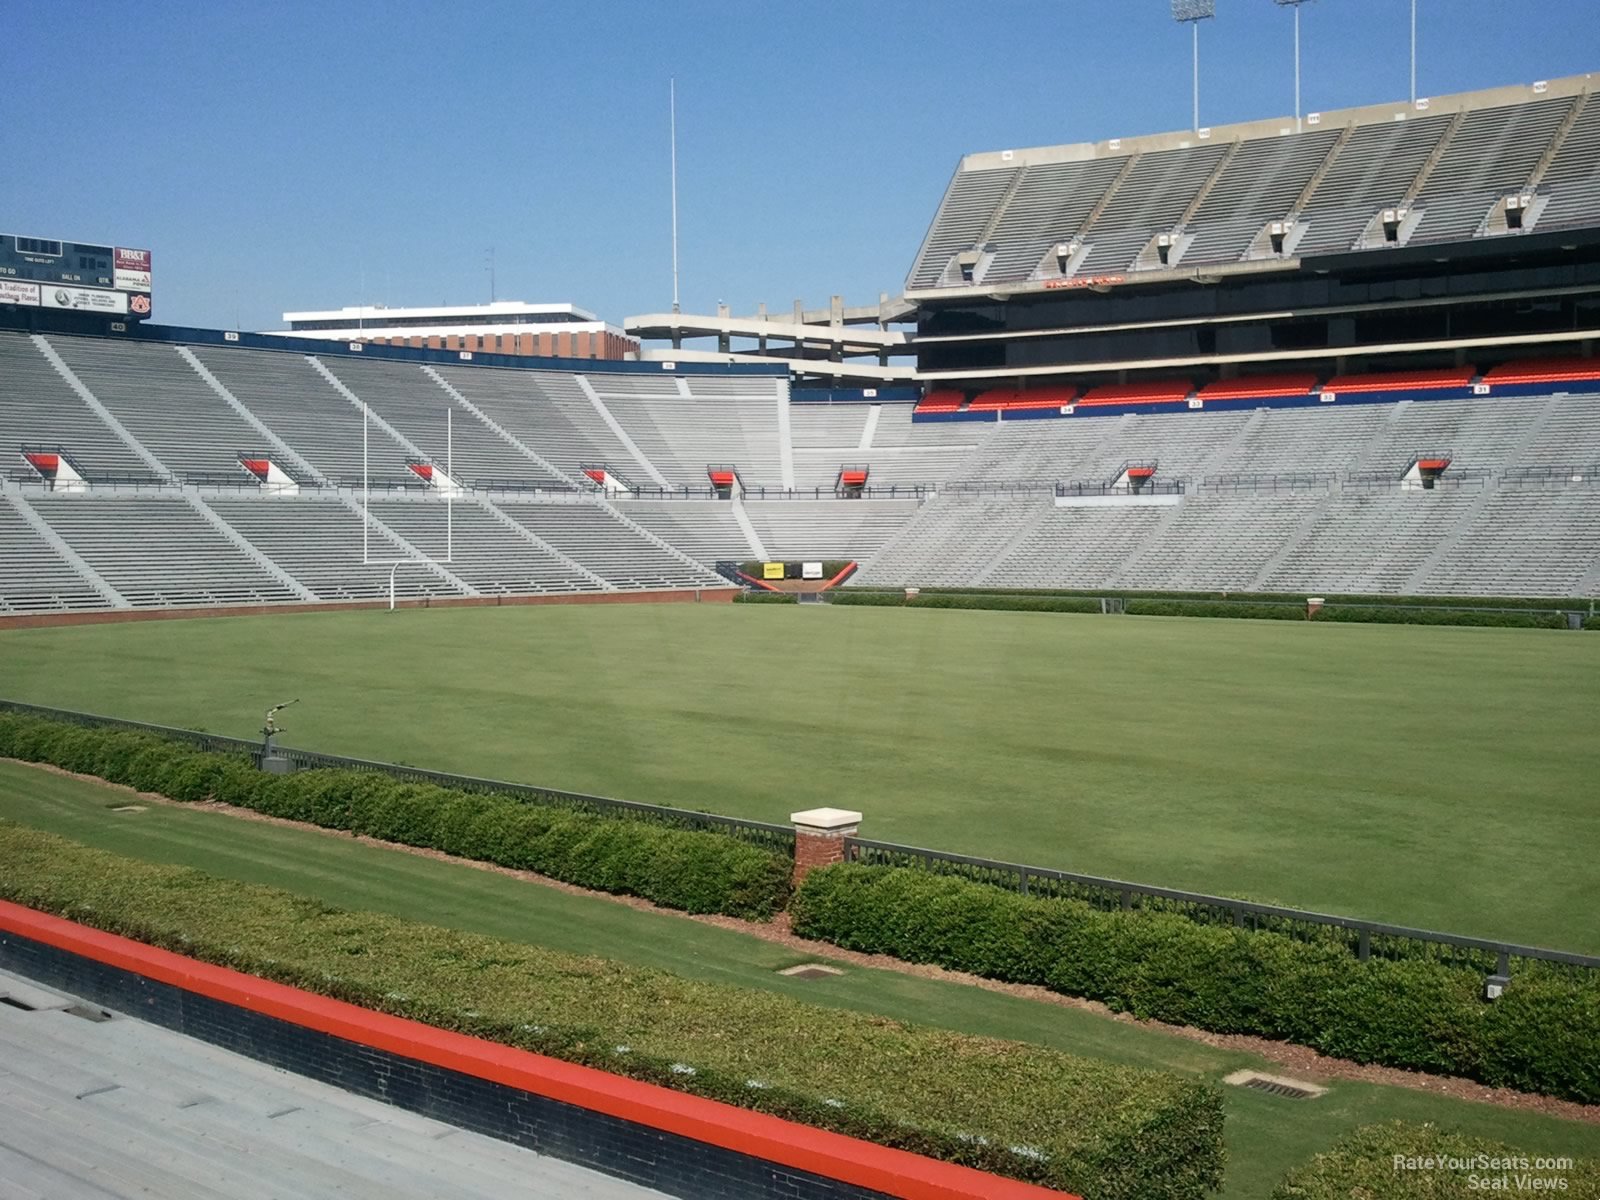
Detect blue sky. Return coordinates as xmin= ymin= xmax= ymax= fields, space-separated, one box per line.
xmin=3 ymin=1 xmax=1596 ymax=332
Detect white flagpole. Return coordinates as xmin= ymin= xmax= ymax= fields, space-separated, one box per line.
xmin=1410 ymin=0 xmax=1418 ymax=103
xmin=670 ymin=77 xmax=680 ymax=314
xmin=446 ymin=407 xmax=453 ymax=562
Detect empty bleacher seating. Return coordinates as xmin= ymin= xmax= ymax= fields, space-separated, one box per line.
xmin=1076 ymin=380 xmax=1193 ymax=407
xmin=26 ymin=494 xmax=301 ymax=608
xmin=0 ymin=333 xmax=157 ymax=481
xmin=1184 ymin=128 xmax=1344 ymax=265
xmin=203 ymin=496 xmax=463 ymax=602
xmin=46 ymin=336 xmax=268 ymax=480
xmin=494 ymin=500 xmax=725 ymax=590
xmin=744 ymin=499 xmax=918 ymax=562
xmin=1196 ymin=374 xmax=1319 ymax=401
xmin=1323 ymin=366 xmax=1477 ymax=395
xmin=969 ymin=386 xmax=1078 ymax=413
xmin=430 ymin=365 xmax=623 ymax=484
xmin=907 ymin=166 xmax=1021 ymax=289
xmin=3 ymin=327 xmax=1599 ymax=611
xmin=914 ymin=389 xmax=964 ymax=414
xmin=907 ymin=82 xmax=1594 ymax=291
xmin=188 ymin=346 xmax=408 ymax=484
xmin=318 ymin=357 xmax=566 ymax=487
xmin=0 ymin=494 xmax=106 ymax=612
xmin=1483 ymin=358 xmax=1600 ymax=387
xmin=623 ymin=501 xmax=751 ymax=565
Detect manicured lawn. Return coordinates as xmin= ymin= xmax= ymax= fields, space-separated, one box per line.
xmin=2 ymin=761 xmax=1598 ymax=1198
xmin=1 ymin=604 xmax=1596 ymax=951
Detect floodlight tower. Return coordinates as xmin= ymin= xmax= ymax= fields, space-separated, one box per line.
xmin=1274 ymin=0 xmax=1314 ymax=132
xmin=1172 ymin=0 xmax=1216 ymax=133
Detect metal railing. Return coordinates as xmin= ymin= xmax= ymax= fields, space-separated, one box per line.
xmin=1501 ymin=463 xmax=1600 ymax=482
xmin=939 ymin=479 xmax=1058 ymax=497
xmin=845 ymin=837 xmax=1600 ymax=975
xmin=1341 ymin=469 xmax=1490 ymax=493
xmin=1055 ymin=478 xmax=1185 ymax=497
xmin=0 ymin=699 xmax=795 ymax=855
xmin=1202 ymin=470 xmax=1338 ymax=493
xmin=625 ymin=484 xmax=929 ymax=502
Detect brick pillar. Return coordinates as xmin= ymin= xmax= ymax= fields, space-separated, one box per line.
xmin=789 ymin=808 xmax=862 ymax=888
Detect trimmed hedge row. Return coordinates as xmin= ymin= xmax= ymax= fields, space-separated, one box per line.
xmin=0 ymin=824 xmax=1227 ymax=1200
xmin=834 ymin=589 xmax=1581 ymax=628
xmin=1125 ymin=599 xmax=1304 ymax=622
xmin=831 ymin=591 xmax=1103 ymax=614
xmin=733 ymin=590 xmax=800 ymax=604
xmin=1272 ymin=1121 xmax=1600 ymax=1199
xmin=0 ymin=713 xmax=790 ymax=919
xmin=790 ymin=865 xmax=1600 ymax=1104
xmin=910 ymin=585 xmax=1590 ymax=611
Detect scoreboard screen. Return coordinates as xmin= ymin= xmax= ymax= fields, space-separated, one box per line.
xmin=0 ymin=234 xmax=152 ymax=320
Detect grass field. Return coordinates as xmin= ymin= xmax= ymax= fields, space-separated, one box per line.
xmin=2 ymin=604 xmax=1596 ymax=951
xmin=3 ymin=761 xmax=1597 ymax=1198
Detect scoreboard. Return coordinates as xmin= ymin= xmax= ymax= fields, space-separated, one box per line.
xmin=0 ymin=234 xmax=152 ymax=320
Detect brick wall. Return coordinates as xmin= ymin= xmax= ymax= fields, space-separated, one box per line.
xmin=794 ymin=829 xmax=849 ymax=885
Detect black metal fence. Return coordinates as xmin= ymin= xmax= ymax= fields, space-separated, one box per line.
xmin=0 ymin=700 xmax=794 ymax=856
xmin=6 ymin=697 xmax=1595 ymax=975
xmin=846 ymin=838 xmax=1600 ymax=976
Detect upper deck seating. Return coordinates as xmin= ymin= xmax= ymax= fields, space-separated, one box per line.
xmin=1196 ymin=374 xmax=1319 ymax=401
xmin=1483 ymin=358 xmax=1600 ymax=386
xmin=1076 ymin=380 xmax=1194 ymax=408
xmin=1323 ymin=366 xmax=1477 ymax=396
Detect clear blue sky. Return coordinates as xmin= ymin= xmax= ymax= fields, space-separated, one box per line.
xmin=3 ymin=1 xmax=1595 ymax=332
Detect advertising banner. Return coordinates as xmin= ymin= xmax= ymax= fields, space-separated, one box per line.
xmin=762 ymin=562 xmax=785 ymax=580
xmin=801 ymin=562 xmax=824 ymax=580
xmin=0 ymin=279 xmax=41 ymax=307
xmin=40 ymin=285 xmax=129 ymax=314
xmin=114 ymin=248 xmax=152 ymax=292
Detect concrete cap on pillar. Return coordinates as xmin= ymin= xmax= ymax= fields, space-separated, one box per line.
xmin=790 ymin=807 xmax=863 ymax=833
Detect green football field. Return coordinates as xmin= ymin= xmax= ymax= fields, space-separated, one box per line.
xmin=1 ymin=603 xmax=1595 ymax=951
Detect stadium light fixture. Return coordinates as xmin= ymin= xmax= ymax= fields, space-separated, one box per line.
xmin=1273 ymin=0 xmax=1314 ymax=131
xmin=1171 ymin=0 xmax=1216 ymax=133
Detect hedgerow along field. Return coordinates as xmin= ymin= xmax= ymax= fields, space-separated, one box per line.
xmin=2 ymin=603 xmax=1595 ymax=952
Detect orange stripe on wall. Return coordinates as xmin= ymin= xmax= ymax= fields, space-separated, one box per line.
xmin=0 ymin=900 xmax=1075 ymax=1200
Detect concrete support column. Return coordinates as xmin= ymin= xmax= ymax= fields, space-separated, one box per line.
xmin=790 ymin=807 xmax=862 ymax=888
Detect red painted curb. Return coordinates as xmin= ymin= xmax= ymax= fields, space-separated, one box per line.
xmin=821 ymin=561 xmax=859 ymax=590
xmin=0 ymin=900 xmax=1076 ymax=1200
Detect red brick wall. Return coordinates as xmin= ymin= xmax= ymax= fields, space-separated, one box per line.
xmin=793 ymin=830 xmax=848 ymax=887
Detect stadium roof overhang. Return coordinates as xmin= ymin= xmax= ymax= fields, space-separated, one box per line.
xmin=626 ymin=311 xmax=911 ymax=353
xmin=637 ymin=346 xmax=917 ymax=383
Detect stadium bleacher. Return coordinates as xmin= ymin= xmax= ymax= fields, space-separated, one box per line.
xmin=317 ymin=356 xmax=568 ymax=488
xmin=907 ymin=78 xmax=1596 ymax=290
xmin=4 ymin=324 xmax=1598 ymax=607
